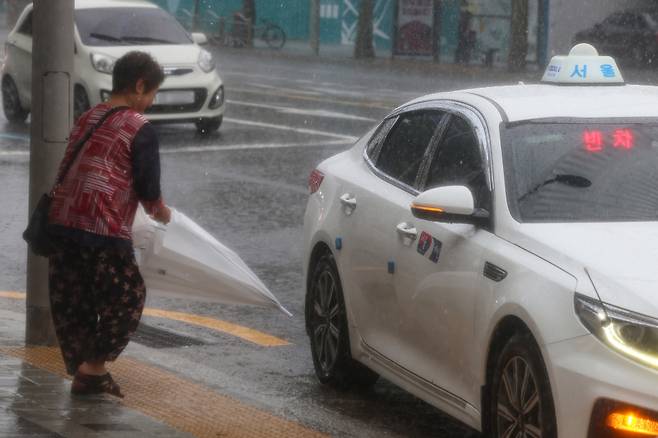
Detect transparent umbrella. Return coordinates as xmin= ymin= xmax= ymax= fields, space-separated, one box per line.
xmin=133 ymin=206 xmax=292 ymax=316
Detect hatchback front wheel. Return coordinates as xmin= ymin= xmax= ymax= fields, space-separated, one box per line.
xmin=2 ymin=76 xmax=28 ymax=123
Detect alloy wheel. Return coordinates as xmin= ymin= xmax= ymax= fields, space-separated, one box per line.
xmin=496 ymin=356 xmax=543 ymax=438
xmin=311 ymin=269 xmax=341 ymax=375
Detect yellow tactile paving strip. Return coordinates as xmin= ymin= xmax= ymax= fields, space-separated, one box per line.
xmin=0 ymin=291 xmax=289 ymax=347
xmin=0 ymin=291 xmax=28 ymax=300
xmin=0 ymin=346 xmax=327 ymax=438
xmin=143 ymin=308 xmax=289 ymax=347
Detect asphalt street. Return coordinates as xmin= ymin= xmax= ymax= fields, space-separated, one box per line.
xmin=0 ymin=48 xmax=539 ymax=437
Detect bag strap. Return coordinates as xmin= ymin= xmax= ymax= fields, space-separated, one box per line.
xmin=55 ymin=106 xmax=129 ymax=186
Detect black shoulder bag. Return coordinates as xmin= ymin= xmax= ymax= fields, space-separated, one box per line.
xmin=23 ymin=106 xmax=127 ymax=257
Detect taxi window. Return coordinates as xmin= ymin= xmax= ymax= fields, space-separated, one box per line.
xmin=366 ymin=117 xmax=397 ymax=163
xmin=424 ymin=116 xmax=488 ymax=207
xmin=502 ymin=121 xmax=658 ymax=222
xmin=375 ymin=111 xmax=444 ymax=188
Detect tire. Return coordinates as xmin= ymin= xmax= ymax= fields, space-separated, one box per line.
xmin=195 ymin=116 xmax=223 ymax=135
xmin=488 ymin=333 xmax=557 ymax=438
xmin=74 ymin=85 xmax=90 ymax=122
xmin=2 ymin=76 xmax=29 ymax=123
xmin=306 ymin=252 xmax=379 ymax=389
xmin=263 ymin=25 xmax=286 ymax=50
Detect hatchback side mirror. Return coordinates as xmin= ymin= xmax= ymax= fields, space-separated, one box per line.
xmin=191 ymin=32 xmax=209 ymax=45
xmin=410 ymin=186 xmax=489 ymax=225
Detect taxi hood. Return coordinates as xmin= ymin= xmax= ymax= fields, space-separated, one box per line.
xmin=514 ymin=223 xmax=658 ymax=319
xmin=84 ymin=44 xmax=201 ymax=66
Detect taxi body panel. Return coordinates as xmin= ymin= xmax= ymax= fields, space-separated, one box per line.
xmin=304 ymin=71 xmax=658 ymax=435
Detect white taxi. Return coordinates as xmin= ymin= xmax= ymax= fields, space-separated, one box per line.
xmin=2 ymin=0 xmax=225 ymax=134
xmin=303 ymin=44 xmax=658 ymax=437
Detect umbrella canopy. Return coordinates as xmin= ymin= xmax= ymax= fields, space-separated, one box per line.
xmin=133 ymin=207 xmax=291 ymax=316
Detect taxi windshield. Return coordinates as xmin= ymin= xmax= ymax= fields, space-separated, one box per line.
xmin=502 ymin=120 xmax=658 ymax=222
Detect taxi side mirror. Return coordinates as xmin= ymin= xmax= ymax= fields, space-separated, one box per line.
xmin=191 ymin=32 xmax=209 ymax=45
xmin=410 ymin=186 xmax=489 ymax=225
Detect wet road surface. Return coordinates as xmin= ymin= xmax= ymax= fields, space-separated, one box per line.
xmin=0 ymin=48 xmax=525 ymax=437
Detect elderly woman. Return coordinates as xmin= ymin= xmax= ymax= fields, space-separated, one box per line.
xmin=47 ymin=51 xmax=170 ymax=397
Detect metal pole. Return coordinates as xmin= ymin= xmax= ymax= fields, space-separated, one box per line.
xmin=26 ymin=0 xmax=74 ymax=346
xmin=192 ymin=0 xmax=200 ymax=32
xmin=310 ymin=0 xmax=320 ymax=55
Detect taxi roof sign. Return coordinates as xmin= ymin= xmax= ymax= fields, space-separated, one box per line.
xmin=541 ymin=43 xmax=624 ymax=85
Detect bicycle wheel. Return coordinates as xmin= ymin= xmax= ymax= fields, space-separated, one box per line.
xmin=262 ymin=24 xmax=286 ymax=49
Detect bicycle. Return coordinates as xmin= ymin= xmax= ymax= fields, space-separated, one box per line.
xmin=206 ymin=11 xmax=286 ymax=50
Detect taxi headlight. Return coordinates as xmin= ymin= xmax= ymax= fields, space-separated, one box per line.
xmin=197 ymin=49 xmax=215 ymax=73
xmin=575 ymin=293 xmax=658 ymax=370
xmin=90 ymin=53 xmax=116 ymax=75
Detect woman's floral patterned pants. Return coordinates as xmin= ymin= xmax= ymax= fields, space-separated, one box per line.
xmin=48 ymin=243 xmax=146 ymax=376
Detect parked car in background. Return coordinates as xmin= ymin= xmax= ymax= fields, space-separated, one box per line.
xmin=573 ymin=9 xmax=658 ymax=66
xmin=2 ymin=0 xmax=225 ymax=134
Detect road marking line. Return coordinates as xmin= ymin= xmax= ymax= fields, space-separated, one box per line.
xmin=0 ymin=150 xmax=28 ymax=157
xmin=224 ymin=117 xmax=359 ymax=141
xmin=0 ymin=133 xmax=29 ymax=141
xmin=142 ymin=308 xmax=289 ymax=347
xmin=0 ymin=139 xmax=352 ymax=158
xmin=229 ymin=87 xmax=394 ymax=109
xmin=0 ymin=346 xmax=327 ymax=438
xmin=245 ymin=82 xmax=325 ymax=96
xmin=227 ymin=99 xmax=379 ymax=122
xmin=0 ymin=291 xmax=289 ymax=347
xmin=0 ymin=291 xmax=27 ymax=300
xmin=161 ymin=139 xmax=352 ymax=154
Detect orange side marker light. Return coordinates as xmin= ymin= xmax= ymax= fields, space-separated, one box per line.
xmin=607 ymin=412 xmax=658 ymax=436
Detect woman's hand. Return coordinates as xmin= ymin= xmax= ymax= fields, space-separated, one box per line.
xmin=152 ymin=205 xmax=171 ymax=224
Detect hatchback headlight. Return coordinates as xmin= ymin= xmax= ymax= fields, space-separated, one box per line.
xmin=197 ymin=49 xmax=215 ymax=73
xmin=91 ymin=53 xmax=116 ymax=74
xmin=575 ymin=293 xmax=658 ymax=370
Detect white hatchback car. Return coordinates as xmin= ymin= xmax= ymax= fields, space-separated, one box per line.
xmin=304 ymin=45 xmax=658 ymax=438
xmin=2 ymin=0 xmax=225 ymax=134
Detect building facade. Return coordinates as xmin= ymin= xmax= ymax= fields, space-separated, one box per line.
xmin=155 ymin=0 xmax=651 ymax=66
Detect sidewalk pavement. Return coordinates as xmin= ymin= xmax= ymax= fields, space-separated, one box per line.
xmin=0 ymin=309 xmax=193 ymax=438
xmin=0 ymin=307 xmax=326 ymax=438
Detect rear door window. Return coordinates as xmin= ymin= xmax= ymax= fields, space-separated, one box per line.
xmin=374 ymin=111 xmax=444 ymax=188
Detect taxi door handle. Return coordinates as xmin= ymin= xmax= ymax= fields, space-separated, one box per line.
xmin=396 ymin=222 xmax=418 ymax=241
xmin=339 ymin=193 xmax=357 ymax=209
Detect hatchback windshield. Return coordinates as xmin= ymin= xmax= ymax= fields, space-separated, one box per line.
xmin=75 ymin=7 xmax=192 ymax=46
xmin=502 ymin=121 xmax=658 ymax=222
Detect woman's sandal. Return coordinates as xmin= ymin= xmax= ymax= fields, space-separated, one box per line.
xmin=71 ymin=372 xmax=124 ymax=398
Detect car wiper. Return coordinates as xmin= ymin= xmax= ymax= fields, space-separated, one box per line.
xmin=89 ymin=32 xmax=124 ymax=43
xmin=518 ymin=174 xmax=592 ymax=202
xmin=121 ymin=36 xmax=178 ymax=44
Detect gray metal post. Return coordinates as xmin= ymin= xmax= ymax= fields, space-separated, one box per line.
xmin=26 ymin=0 xmax=74 ymax=346
xmin=310 ymin=0 xmax=320 ymax=55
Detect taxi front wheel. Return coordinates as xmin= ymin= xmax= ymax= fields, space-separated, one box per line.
xmin=488 ymin=333 xmax=557 ymax=438
xmin=307 ymin=252 xmax=379 ymax=389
